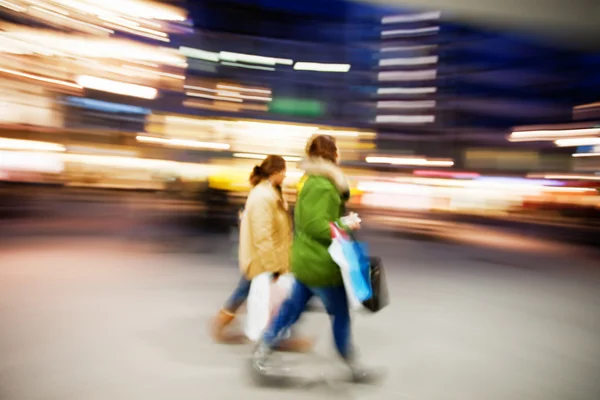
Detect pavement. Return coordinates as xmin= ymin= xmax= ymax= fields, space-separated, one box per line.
xmin=0 ymin=231 xmax=599 ymax=400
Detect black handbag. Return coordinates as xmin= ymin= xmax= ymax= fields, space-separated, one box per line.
xmin=361 ymin=256 xmax=389 ymax=313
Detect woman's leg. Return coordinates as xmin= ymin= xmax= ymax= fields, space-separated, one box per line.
xmin=313 ymin=285 xmax=378 ymax=383
xmin=263 ymin=280 xmax=313 ymax=348
xmin=212 ymin=275 xmax=251 ymax=342
xmin=311 ymin=285 xmax=351 ymax=359
xmin=222 ymin=275 xmax=251 ymax=314
xmin=252 ymin=280 xmax=313 ymax=373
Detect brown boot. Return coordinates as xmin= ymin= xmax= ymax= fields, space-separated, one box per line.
xmin=276 ymin=337 xmax=315 ymax=353
xmin=211 ymin=310 xmax=246 ymax=344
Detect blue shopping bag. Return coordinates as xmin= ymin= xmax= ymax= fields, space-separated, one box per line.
xmin=328 ymin=223 xmax=373 ymax=311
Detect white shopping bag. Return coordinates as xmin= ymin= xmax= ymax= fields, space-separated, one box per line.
xmin=244 ymin=272 xmax=294 ymax=342
xmin=328 ymin=223 xmax=372 ymax=312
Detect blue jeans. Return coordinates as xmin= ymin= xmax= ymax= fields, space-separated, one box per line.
xmin=263 ymin=280 xmax=351 ymax=359
xmin=223 ymin=275 xmax=251 ymax=314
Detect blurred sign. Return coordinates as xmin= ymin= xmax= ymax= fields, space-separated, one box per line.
xmin=66 ymin=97 xmax=151 ymax=115
xmin=269 ymin=98 xmax=325 ymax=117
xmin=576 ymin=145 xmax=600 ymax=154
xmin=465 ymin=149 xmax=540 ymax=171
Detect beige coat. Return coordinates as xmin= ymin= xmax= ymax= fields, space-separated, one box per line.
xmin=239 ymin=180 xmax=292 ymax=279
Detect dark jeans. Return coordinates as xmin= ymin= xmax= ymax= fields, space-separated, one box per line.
xmin=262 ymin=280 xmax=351 ymax=359
xmin=223 ymin=275 xmax=251 ymax=314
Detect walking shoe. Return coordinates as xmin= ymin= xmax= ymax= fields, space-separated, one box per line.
xmin=275 ymin=337 xmax=315 ymax=353
xmin=345 ymin=358 xmax=383 ymax=384
xmin=249 ymin=341 xmax=297 ymax=387
xmin=251 ymin=341 xmax=273 ymax=375
xmin=211 ymin=310 xmax=246 ymax=344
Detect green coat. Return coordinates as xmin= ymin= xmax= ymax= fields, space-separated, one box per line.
xmin=291 ymin=158 xmax=350 ymax=287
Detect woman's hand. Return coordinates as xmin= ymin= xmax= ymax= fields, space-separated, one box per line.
xmin=346 ymin=220 xmax=361 ymax=231
xmin=341 ymin=212 xmax=361 ymax=231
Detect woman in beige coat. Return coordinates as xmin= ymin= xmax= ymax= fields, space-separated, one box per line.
xmin=211 ymin=155 xmax=312 ymax=351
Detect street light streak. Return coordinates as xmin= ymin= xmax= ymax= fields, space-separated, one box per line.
xmin=0 ymin=66 xmax=82 ymax=88
xmin=217 ymin=84 xmax=271 ymax=94
xmin=185 ymin=91 xmax=243 ymax=102
xmin=382 ymin=27 xmax=439 ymax=37
xmin=29 ymin=6 xmax=114 ymax=34
xmin=220 ymin=61 xmax=275 ymax=71
xmin=382 ymin=11 xmax=441 ymax=24
xmin=102 ymin=22 xmax=169 ymax=42
xmin=122 ymin=65 xmax=184 ymax=80
xmin=380 ymin=56 xmax=438 ymax=66
xmin=0 ymin=0 xmax=25 ymax=12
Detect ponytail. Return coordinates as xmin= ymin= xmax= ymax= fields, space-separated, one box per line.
xmin=248 ymin=155 xmax=287 ymax=187
xmin=249 ymin=165 xmax=265 ymax=186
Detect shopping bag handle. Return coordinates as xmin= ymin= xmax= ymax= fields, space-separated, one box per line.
xmin=330 ymin=222 xmax=351 ymax=240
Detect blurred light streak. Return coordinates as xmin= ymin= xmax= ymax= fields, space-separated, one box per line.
xmin=366 ymin=156 xmax=453 ymax=167
xmin=233 ymin=153 xmax=302 ymax=162
xmin=220 ymin=62 xmax=275 ymax=71
xmin=382 ymin=11 xmax=441 ymax=24
xmin=100 ymin=16 xmax=168 ymax=38
xmin=220 ymin=51 xmax=293 ymax=66
xmin=572 ymin=152 xmax=600 ymax=158
xmin=378 ymin=70 xmax=437 ymax=81
xmin=1 ymin=31 xmax=185 ymax=65
xmin=475 ymin=176 xmax=562 ymax=186
xmin=0 ymin=67 xmax=81 ymax=89
xmin=379 ymin=56 xmax=438 ymax=66
xmin=216 ymin=91 xmax=271 ymax=102
xmin=574 ymin=101 xmax=600 ymax=110
xmin=28 ymin=1 xmax=70 ymax=15
xmin=0 ymin=138 xmax=65 ymax=152
xmin=122 ymin=65 xmax=185 ymax=80
xmin=62 ymin=153 xmax=172 ymax=170
xmin=555 ymin=137 xmax=600 ymax=147
xmin=375 ymin=115 xmax=435 ymax=124
xmin=130 ymin=60 xmax=160 ymax=68
xmin=184 ymin=84 xmax=220 ymax=92
xmin=414 ymin=170 xmax=479 ymax=178
xmin=529 ymin=174 xmax=600 ymax=181
xmin=132 ymin=26 xmax=168 ymax=37
xmin=163 ymin=115 xmax=223 ymax=127
xmin=0 ymin=0 xmax=25 ymax=12
xmin=29 ymin=6 xmax=115 ymax=34
xmin=378 ymin=87 xmax=437 ymax=94
xmin=510 ymin=128 xmax=600 ymax=141
xmin=381 ymin=45 xmax=438 ymax=52
xmin=183 ymin=100 xmax=242 ymax=112
xmin=74 ymin=60 xmax=136 ymax=77
xmin=549 ymin=187 xmax=597 ymax=193
xmin=217 ymin=84 xmax=271 ymax=94
xmin=67 ymin=145 xmax=138 ymax=157
xmin=185 ymin=91 xmax=243 ymax=102
xmin=99 ymin=15 xmax=140 ymax=28
xmin=179 ymin=46 xmax=219 ymax=62
xmin=0 ymin=151 xmax=64 ymax=173
xmin=136 ymin=135 xmax=230 ymax=150
xmin=54 ymin=0 xmax=186 ymax=21
xmin=293 ymin=62 xmax=351 ymax=72
xmin=131 ymin=17 xmax=162 ymax=28
xmin=381 ymin=27 xmax=439 ymax=37
xmin=76 ymin=75 xmax=157 ymax=99
xmin=65 ymin=97 xmax=151 ymax=114
xmin=102 ymin=22 xmax=170 ymax=42
xmin=377 ymin=100 xmax=436 ymax=109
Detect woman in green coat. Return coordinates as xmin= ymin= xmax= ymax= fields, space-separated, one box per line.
xmin=251 ymin=135 xmax=373 ymax=383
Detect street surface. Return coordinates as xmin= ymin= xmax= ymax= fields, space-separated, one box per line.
xmin=0 ymin=227 xmax=599 ymax=400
